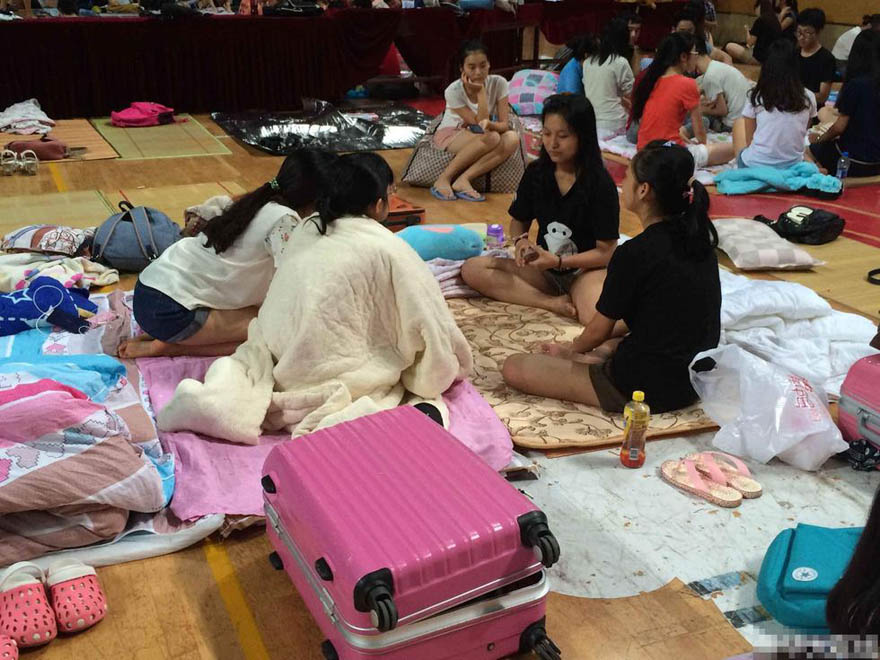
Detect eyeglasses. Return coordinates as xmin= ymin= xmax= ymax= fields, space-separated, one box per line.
xmin=796 ymin=28 xmax=816 ymax=37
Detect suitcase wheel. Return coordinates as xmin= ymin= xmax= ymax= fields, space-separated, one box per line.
xmin=370 ymin=596 xmax=398 ymax=633
xmin=261 ymin=474 xmax=277 ymax=494
xmin=535 ymin=533 xmax=561 ymax=569
xmin=518 ymin=512 xmax=561 ymax=568
xmin=320 ymin=640 xmax=339 ymax=660
xmin=413 ymin=401 xmax=443 ymax=425
xmin=520 ymin=620 xmax=561 ymax=660
xmin=268 ymin=551 xmax=284 ymax=571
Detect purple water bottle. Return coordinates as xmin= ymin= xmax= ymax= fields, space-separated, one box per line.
xmin=487 ymin=223 xmax=504 ymax=247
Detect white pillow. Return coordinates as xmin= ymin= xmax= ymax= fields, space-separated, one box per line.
xmin=714 ymin=218 xmax=823 ymax=270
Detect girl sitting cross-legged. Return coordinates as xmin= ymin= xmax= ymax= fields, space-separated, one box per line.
xmin=502 ymin=141 xmax=721 ymax=414
xmin=734 ymin=39 xmax=817 ymax=170
xmin=461 ymin=94 xmax=620 ymax=323
xmin=431 ymin=40 xmax=520 ymax=202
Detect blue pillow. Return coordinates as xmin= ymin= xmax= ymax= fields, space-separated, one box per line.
xmin=398 ymin=225 xmax=484 ymax=261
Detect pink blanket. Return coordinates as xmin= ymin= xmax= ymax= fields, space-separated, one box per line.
xmin=139 ymin=356 xmax=512 ymax=521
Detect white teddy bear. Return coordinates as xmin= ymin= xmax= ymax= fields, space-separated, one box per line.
xmin=544 ymin=221 xmax=577 ymax=257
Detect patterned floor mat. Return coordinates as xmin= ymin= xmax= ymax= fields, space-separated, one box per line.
xmin=449 ymin=298 xmax=717 ymax=451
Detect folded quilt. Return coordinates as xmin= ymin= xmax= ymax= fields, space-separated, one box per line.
xmin=715 ymin=161 xmax=842 ymax=196
xmin=158 ymin=216 xmax=473 ymax=443
xmin=718 ymin=270 xmax=879 ymax=396
xmin=0 ymin=373 xmax=166 ymax=514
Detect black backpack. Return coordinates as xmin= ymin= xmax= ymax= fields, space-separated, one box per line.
xmin=755 ymin=206 xmax=845 ymax=245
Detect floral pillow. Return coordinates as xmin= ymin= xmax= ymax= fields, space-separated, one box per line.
xmin=1 ymin=224 xmax=95 ymax=257
xmin=507 ymin=69 xmax=560 ymax=117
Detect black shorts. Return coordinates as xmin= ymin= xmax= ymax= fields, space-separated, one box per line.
xmin=588 ymin=360 xmax=628 ymax=413
xmin=132 ymin=281 xmax=210 ymax=343
xmin=809 ymin=141 xmax=880 ymax=178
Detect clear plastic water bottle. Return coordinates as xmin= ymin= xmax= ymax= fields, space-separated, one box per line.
xmin=836 ymin=151 xmax=851 ymax=182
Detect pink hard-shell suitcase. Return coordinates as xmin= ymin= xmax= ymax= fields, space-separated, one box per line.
xmin=839 ymin=354 xmax=880 ymax=460
xmin=261 ymin=406 xmax=561 ymax=660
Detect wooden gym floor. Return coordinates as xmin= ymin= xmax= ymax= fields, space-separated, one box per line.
xmin=0 ymin=114 xmax=876 ymax=659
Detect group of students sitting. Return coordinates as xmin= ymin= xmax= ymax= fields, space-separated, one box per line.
xmin=117 ymin=7 xmax=880 ymax=421
xmin=546 ymin=6 xmax=880 ymax=177
xmin=122 ymin=89 xmax=721 ymax=419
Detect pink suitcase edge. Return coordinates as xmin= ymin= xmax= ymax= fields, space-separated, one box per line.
xmin=839 ymin=355 xmax=880 ymax=449
xmin=266 ymin=504 xmax=558 ymax=660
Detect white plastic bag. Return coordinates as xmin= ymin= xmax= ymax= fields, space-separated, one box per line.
xmin=690 ymin=345 xmax=848 ymax=471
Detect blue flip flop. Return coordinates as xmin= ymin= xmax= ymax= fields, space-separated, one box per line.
xmin=454 ymin=189 xmax=486 ymax=202
xmin=430 ymin=186 xmax=456 ymax=202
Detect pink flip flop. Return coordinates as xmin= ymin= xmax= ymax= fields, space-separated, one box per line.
xmin=0 ymin=562 xmax=57 ymax=648
xmin=46 ymin=560 xmax=107 ymax=634
xmin=685 ymin=451 xmax=763 ymax=499
xmin=660 ymin=458 xmax=743 ymax=508
xmin=0 ymin=635 xmax=17 ymax=660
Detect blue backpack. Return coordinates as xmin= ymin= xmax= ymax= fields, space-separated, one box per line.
xmin=756 ymin=523 xmax=863 ymax=632
xmin=93 ymin=201 xmax=181 ymax=272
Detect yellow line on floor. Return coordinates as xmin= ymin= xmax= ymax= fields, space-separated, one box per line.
xmin=48 ymin=162 xmax=68 ymax=192
xmin=203 ymin=538 xmax=271 ymax=660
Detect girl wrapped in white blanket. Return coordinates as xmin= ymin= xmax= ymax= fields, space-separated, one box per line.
xmin=158 ymin=153 xmax=473 ymax=443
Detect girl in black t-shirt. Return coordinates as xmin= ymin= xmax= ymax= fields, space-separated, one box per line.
xmin=461 ymin=94 xmax=620 ymax=324
xmin=808 ymin=31 xmax=880 ymax=177
xmin=502 ymin=141 xmax=721 ymax=414
xmin=725 ymin=0 xmax=781 ymax=64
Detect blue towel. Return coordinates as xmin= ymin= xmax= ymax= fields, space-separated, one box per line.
xmin=715 ymin=161 xmax=842 ymax=196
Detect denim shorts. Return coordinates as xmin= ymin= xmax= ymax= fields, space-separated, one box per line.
xmin=132 ymin=280 xmax=210 ymax=343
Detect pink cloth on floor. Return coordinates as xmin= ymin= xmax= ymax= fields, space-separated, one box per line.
xmin=110 ymin=102 xmax=175 ymax=127
xmin=139 ymin=356 xmax=511 ymax=521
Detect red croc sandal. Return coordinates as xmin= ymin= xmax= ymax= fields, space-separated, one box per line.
xmin=0 ymin=562 xmax=57 ymax=648
xmin=0 ymin=635 xmax=18 ymax=660
xmin=46 ymin=560 xmax=107 ymax=634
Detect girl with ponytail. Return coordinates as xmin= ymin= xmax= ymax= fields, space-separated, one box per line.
xmin=502 ymin=140 xmax=721 ymax=415
xmin=632 ymin=32 xmax=734 ymax=168
xmin=120 ymin=148 xmax=337 ymax=358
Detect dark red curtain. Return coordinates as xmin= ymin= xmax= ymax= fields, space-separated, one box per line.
xmin=635 ymin=1 xmax=687 ymax=50
xmin=0 ymin=3 xmax=682 ymax=119
xmin=0 ymin=10 xmax=400 ymax=118
xmin=395 ymin=1 xmax=683 ymax=82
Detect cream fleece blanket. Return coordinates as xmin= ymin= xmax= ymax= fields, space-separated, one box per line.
xmin=157 ymin=215 xmax=473 ymax=444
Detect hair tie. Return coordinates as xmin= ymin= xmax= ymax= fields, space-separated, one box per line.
xmin=663 ymin=141 xmax=677 ymax=148
xmin=268 ymin=178 xmax=280 ymax=191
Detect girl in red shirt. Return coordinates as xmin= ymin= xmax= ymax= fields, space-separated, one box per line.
xmin=632 ymin=32 xmax=734 ymax=167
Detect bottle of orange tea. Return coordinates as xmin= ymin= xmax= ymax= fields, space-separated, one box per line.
xmin=620 ymin=391 xmax=650 ymax=468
